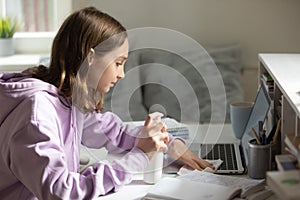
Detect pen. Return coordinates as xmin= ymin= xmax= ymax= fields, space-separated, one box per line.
xmin=251 ymin=127 xmax=262 ymax=145
xmin=260 ymin=130 xmax=266 ymax=145
xmin=273 ymin=118 xmax=281 ymax=144
xmin=258 ymin=121 xmax=266 ymax=144
xmin=258 ymin=121 xmax=263 ymax=134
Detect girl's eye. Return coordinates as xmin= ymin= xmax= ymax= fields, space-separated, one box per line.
xmin=116 ymin=62 xmax=122 ymax=67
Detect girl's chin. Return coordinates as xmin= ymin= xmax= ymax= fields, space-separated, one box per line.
xmin=96 ymin=84 xmax=113 ymax=94
xmin=100 ymin=87 xmax=111 ymax=94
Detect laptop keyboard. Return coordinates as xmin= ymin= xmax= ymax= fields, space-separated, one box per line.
xmin=199 ymin=144 xmax=238 ymax=170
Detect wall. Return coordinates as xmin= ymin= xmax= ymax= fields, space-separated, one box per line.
xmin=72 ymin=0 xmax=300 ymax=101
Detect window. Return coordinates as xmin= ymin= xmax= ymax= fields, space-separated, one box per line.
xmin=0 ymin=0 xmax=71 ymax=53
xmin=5 ymin=0 xmax=56 ymax=32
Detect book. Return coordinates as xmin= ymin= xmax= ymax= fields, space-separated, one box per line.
xmin=245 ymin=187 xmax=274 ymax=200
xmin=261 ymin=72 xmax=274 ymax=99
xmin=267 ymin=170 xmax=300 ymax=200
xmin=126 ymin=117 xmax=189 ymax=139
xmin=285 ymin=135 xmax=300 ymax=152
xmin=178 ymin=170 xmax=265 ymax=198
xmin=262 ymin=72 xmax=274 ymax=82
xmin=162 ymin=117 xmax=189 ymax=139
xmin=275 ymin=154 xmax=299 ymax=171
xmin=284 ymin=135 xmax=300 ymax=167
xmin=142 ymin=176 xmax=242 ymax=200
xmin=143 ymin=170 xmax=265 ymax=200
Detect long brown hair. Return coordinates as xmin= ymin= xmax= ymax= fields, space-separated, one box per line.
xmin=33 ymin=7 xmax=127 ymax=111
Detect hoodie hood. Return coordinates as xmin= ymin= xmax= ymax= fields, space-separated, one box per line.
xmin=0 ymin=72 xmax=60 ymax=126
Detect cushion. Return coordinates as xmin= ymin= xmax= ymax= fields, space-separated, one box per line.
xmin=103 ymin=44 xmax=244 ymax=123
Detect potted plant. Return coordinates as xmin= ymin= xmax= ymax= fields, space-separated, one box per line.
xmin=0 ymin=17 xmax=17 ymax=56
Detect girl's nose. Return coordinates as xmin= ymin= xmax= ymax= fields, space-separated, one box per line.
xmin=117 ymin=66 xmax=125 ymax=79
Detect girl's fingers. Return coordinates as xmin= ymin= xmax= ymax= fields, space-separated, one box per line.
xmin=144 ymin=115 xmax=151 ymax=126
xmin=186 ymin=159 xmax=203 ymax=171
xmin=179 ymin=149 xmax=215 ymax=171
xmin=149 ymin=131 xmax=168 ymax=152
xmin=151 ymin=122 xmax=165 ymax=132
xmin=145 ymin=112 xmax=163 ymax=127
xmin=154 ymin=130 xmax=169 ymax=143
xmin=159 ymin=142 xmax=168 ymax=153
xmin=161 ymin=139 xmax=169 ymax=152
xmin=196 ymin=159 xmax=215 ymax=170
xmin=138 ymin=112 xmax=169 ymax=154
xmin=161 ymin=131 xmax=169 ymax=144
xmin=147 ymin=122 xmax=165 ymax=138
xmin=148 ymin=112 xmax=164 ymax=121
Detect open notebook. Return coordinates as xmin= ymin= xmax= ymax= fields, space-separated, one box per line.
xmin=142 ymin=176 xmax=241 ymax=200
xmin=143 ymin=170 xmax=265 ymax=200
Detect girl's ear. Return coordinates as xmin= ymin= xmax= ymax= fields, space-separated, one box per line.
xmin=87 ymin=48 xmax=95 ymax=66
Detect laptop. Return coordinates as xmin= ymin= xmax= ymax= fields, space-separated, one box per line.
xmin=186 ymin=85 xmax=271 ymax=174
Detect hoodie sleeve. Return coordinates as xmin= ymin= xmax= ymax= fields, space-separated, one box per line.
xmin=9 ymin=121 xmax=149 ymax=200
xmin=81 ymin=111 xmax=142 ymax=153
xmin=1 ymin=74 xmax=154 ymax=199
xmin=7 ymin=100 xmax=177 ymax=199
xmin=5 ymin=91 xmax=148 ymax=199
xmin=81 ymin=111 xmax=176 ymax=154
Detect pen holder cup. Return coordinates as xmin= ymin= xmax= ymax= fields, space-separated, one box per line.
xmin=247 ymin=139 xmax=280 ymax=179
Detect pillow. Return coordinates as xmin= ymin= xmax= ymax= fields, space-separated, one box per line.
xmin=140 ymin=44 xmax=244 ymax=123
xmin=103 ymin=44 xmax=244 ymax=123
xmin=205 ymin=44 xmax=244 ymax=122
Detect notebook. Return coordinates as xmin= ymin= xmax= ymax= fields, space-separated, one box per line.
xmin=188 ymin=85 xmax=271 ymax=174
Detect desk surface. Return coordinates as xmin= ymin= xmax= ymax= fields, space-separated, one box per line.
xmin=89 ymin=124 xmax=240 ymax=200
xmin=97 ymin=174 xmax=176 ymax=200
xmin=80 ymin=123 xmax=279 ymax=200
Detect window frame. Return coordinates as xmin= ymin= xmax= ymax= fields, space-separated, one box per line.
xmin=0 ymin=0 xmax=72 ymax=54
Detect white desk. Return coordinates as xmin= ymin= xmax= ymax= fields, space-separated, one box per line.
xmin=89 ymin=124 xmax=239 ymax=200
xmin=84 ymin=123 xmax=280 ymax=200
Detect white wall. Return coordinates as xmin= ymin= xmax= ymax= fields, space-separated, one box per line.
xmin=72 ymin=0 xmax=300 ymax=100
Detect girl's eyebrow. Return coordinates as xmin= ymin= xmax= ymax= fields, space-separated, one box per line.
xmin=116 ymin=56 xmax=127 ymax=62
xmin=119 ymin=56 xmax=127 ymax=60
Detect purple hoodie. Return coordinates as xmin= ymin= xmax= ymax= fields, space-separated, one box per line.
xmin=0 ymin=72 xmax=173 ymax=199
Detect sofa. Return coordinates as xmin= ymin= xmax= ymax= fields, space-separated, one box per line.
xmin=103 ymin=43 xmax=244 ymax=124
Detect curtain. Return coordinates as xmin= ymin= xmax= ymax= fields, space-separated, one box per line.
xmin=6 ymin=0 xmax=54 ymax=32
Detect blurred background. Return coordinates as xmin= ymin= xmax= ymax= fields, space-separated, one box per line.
xmin=1 ymin=0 xmax=300 ymax=101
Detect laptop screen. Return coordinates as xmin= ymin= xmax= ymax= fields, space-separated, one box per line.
xmin=241 ymin=85 xmax=271 ymax=166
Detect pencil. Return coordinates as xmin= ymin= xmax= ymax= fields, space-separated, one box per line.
xmin=273 ymin=118 xmax=281 ymax=144
xmin=251 ymin=127 xmax=262 ymax=145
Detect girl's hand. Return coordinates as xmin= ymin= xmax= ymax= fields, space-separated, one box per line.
xmin=136 ymin=112 xmax=169 ymax=159
xmin=168 ymin=139 xmax=215 ymax=171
